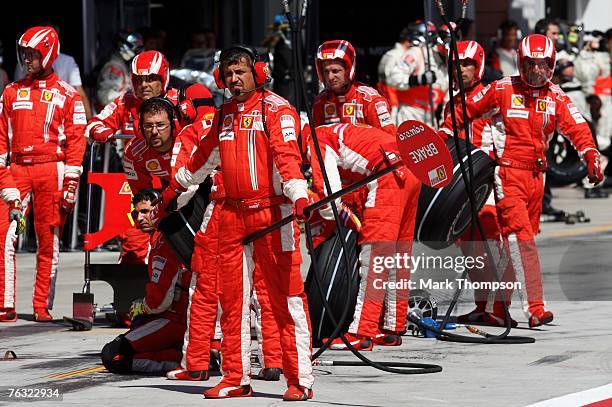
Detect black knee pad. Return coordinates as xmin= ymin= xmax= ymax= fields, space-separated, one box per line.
xmin=101 ymin=334 xmax=134 ymax=373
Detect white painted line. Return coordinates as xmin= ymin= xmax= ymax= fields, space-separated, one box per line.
xmin=524 ymin=383 xmax=612 ymax=407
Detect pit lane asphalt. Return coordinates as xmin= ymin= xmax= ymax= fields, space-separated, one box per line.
xmin=1 ymin=186 xmax=611 ymax=406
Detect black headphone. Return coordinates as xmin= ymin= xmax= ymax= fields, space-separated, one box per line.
xmin=138 ymin=96 xmax=177 ymax=134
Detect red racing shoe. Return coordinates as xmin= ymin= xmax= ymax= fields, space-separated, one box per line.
xmin=326 ymin=333 xmax=373 ymax=351
xmin=203 ymin=381 xmax=252 ymax=399
xmin=528 ymin=309 xmax=554 ymax=328
xmin=283 ymin=384 xmax=313 ymax=401
xmin=166 ymin=369 xmax=209 ymax=381
xmin=0 ymin=308 xmax=17 ymax=322
xmin=372 ymin=330 xmax=403 ymax=346
xmin=483 ymin=312 xmax=518 ymax=328
xmin=33 ymin=308 xmax=53 ymax=322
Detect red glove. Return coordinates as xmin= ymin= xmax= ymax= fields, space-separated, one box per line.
xmin=293 ymin=197 xmax=310 ymax=223
xmin=89 ymin=123 xmax=115 ymax=142
xmin=61 ymin=176 xmax=79 ymax=212
xmin=584 ymin=149 xmax=604 ymax=185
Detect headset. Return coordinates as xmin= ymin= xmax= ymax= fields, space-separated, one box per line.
xmin=213 ymin=45 xmax=270 ymax=91
xmin=138 ymin=96 xmax=177 ymax=134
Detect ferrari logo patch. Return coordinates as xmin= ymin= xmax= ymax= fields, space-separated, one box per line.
xmin=242 ymin=116 xmax=254 ymax=129
xmin=343 ymin=103 xmax=355 ymax=117
xmin=41 ymin=89 xmax=54 ymax=102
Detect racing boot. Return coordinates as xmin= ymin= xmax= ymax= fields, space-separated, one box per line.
xmin=372 ymin=329 xmax=403 ymax=346
xmin=166 ymin=369 xmax=209 ymax=381
xmin=483 ymin=312 xmax=518 ymax=328
xmin=33 ymin=308 xmax=53 ymax=322
xmin=485 ymin=302 xmax=518 ymax=328
xmin=0 ymin=308 xmax=17 ymax=322
xmin=528 ymin=308 xmax=554 ymax=328
xmin=203 ymin=381 xmax=252 ymax=399
xmin=254 ymin=367 xmax=282 ymax=381
xmin=283 ymin=384 xmax=313 ymax=401
xmin=456 ymin=301 xmax=487 ymax=324
xmin=326 ymin=333 xmax=372 ymax=351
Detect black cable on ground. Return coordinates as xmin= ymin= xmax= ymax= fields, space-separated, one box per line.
xmin=283 ymin=0 xmax=443 ymax=373
xmin=431 ymin=0 xmax=533 ymax=344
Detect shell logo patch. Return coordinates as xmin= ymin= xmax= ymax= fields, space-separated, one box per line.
xmin=146 ymin=159 xmax=161 ymax=171
xmin=511 ymin=94 xmax=524 ymax=108
xmin=17 ymin=88 xmax=30 ymax=101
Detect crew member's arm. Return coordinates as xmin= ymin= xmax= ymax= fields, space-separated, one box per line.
xmin=439 ymin=82 xmax=500 ymax=139
xmin=61 ymin=93 xmax=88 ymax=212
xmin=307 ymin=127 xmax=343 ymax=219
xmin=556 ymin=95 xmax=603 ymax=184
xmin=365 ymin=95 xmax=396 ymax=134
xmin=84 ymin=95 xmax=125 ymax=142
xmin=0 ymin=90 xmax=20 ymax=205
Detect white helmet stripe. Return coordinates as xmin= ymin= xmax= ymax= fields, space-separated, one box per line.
xmin=150 ymin=52 xmax=162 ymax=74
xmin=27 ymin=28 xmax=52 ymax=48
xmin=522 ymin=37 xmax=530 ymax=57
xmin=544 ymin=37 xmax=553 ymax=58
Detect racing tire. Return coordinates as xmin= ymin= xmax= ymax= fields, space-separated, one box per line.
xmin=159 ymin=177 xmax=212 ymax=268
xmin=546 ymin=132 xmax=587 ymax=187
xmin=305 ymin=227 xmax=360 ymax=346
xmin=415 ymin=139 xmax=496 ymax=249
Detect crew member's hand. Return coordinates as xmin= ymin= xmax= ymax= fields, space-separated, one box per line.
xmin=149 ymin=187 xmax=181 ymax=226
xmin=61 ymin=176 xmax=80 ymax=212
xmin=89 ymin=124 xmax=116 ymax=143
xmin=293 ymin=197 xmax=310 ymax=223
xmin=408 ymin=70 xmax=437 ymax=87
xmin=8 ymin=200 xmax=26 ymax=235
xmin=129 ymin=299 xmax=150 ymax=321
xmin=584 ymin=149 xmax=604 ymax=185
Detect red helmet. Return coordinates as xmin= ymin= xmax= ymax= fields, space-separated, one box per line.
xmin=315 ymin=40 xmax=356 ymax=83
xmin=455 ymin=40 xmax=485 ymax=86
xmin=178 ymin=83 xmax=215 ymax=122
xmin=518 ymin=34 xmax=556 ymax=87
xmin=131 ymin=50 xmax=170 ymax=90
xmin=17 ymin=26 xmax=60 ymax=70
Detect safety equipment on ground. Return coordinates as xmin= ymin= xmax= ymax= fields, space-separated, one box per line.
xmin=315 ymin=40 xmax=356 ymax=83
xmin=131 ymin=50 xmax=170 ymax=90
xmin=213 ymin=45 xmax=270 ymax=89
xmin=517 ymin=34 xmax=556 ymax=88
xmin=17 ymin=26 xmax=60 ymax=70
xmin=414 ymin=139 xmax=496 ymax=249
